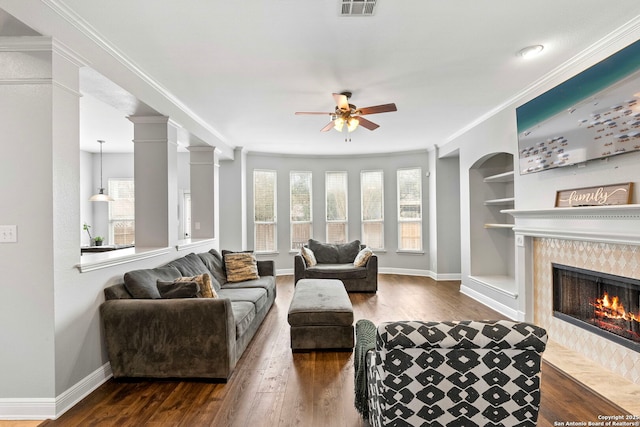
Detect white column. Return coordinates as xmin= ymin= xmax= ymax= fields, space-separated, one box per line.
xmin=188 ymin=146 xmax=219 ymax=240
xmin=129 ymin=116 xmax=179 ymax=248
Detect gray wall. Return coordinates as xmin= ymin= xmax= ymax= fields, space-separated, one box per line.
xmin=218 ymin=150 xmax=437 ymax=275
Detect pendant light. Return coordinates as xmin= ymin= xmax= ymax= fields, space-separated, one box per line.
xmin=89 ymin=139 xmax=114 ymax=202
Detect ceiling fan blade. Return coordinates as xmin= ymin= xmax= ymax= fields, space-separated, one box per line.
xmin=357 ymin=103 xmax=397 ymax=115
xmin=332 ymin=93 xmax=350 ymax=111
xmin=295 ymin=112 xmax=333 ymax=115
xmin=357 ymin=117 xmax=380 ymax=131
xmin=320 ymin=121 xmax=335 ymax=132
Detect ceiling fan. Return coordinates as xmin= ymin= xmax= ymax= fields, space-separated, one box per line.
xmin=295 ymin=91 xmax=397 ymax=133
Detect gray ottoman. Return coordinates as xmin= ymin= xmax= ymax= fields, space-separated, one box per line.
xmin=288 ymin=279 xmax=354 ymax=351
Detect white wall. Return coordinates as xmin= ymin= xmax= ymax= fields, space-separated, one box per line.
xmin=446 ymin=30 xmax=640 ymax=318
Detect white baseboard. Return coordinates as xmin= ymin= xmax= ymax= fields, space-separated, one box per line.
xmin=277 ymin=268 xmax=461 ymax=282
xmin=379 ymin=267 xmax=461 ymax=281
xmin=460 ymin=285 xmax=519 ymax=320
xmin=0 ymin=398 xmax=55 ymax=420
xmin=0 ymin=362 xmax=112 ymax=420
xmin=55 ymin=362 xmax=112 ymax=418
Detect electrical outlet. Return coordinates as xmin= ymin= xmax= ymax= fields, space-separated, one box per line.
xmin=516 ymin=234 xmax=524 ymax=247
xmin=0 ymin=225 xmax=17 ymax=243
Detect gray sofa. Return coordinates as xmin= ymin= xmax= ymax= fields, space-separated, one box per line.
xmin=294 ymin=239 xmax=377 ymax=292
xmin=100 ymin=249 xmax=275 ymax=381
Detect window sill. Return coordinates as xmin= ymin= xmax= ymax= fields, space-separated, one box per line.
xmin=175 ymin=238 xmax=216 ymax=251
xmin=256 ymin=251 xmax=279 ymax=256
xmin=396 ymin=250 xmax=425 ymax=255
xmin=76 ymin=246 xmax=172 ymax=273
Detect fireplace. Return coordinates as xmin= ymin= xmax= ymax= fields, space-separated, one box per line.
xmin=553 ymin=263 xmax=640 ymax=352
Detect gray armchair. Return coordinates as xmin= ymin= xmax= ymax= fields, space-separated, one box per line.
xmin=294 ymin=240 xmax=377 ymax=292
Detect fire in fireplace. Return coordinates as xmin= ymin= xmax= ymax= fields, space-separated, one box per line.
xmin=552 ymin=263 xmax=640 ymax=352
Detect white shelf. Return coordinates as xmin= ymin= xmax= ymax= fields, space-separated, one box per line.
xmin=483 ymin=170 xmax=514 ymax=183
xmin=484 ymin=197 xmax=515 ymax=206
xmin=484 ymin=223 xmax=515 ymax=229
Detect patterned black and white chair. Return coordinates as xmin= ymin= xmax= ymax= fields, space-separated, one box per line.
xmin=355 ymin=320 xmax=548 ymax=427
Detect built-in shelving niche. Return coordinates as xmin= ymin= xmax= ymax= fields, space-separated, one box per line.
xmin=468 ymin=152 xmax=515 ymax=293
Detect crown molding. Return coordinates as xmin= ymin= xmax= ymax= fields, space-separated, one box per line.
xmin=0 ymin=35 xmax=52 ymax=51
xmin=446 ymin=15 xmax=640 ymax=144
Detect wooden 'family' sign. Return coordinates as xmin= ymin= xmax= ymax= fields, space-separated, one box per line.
xmin=555 ymin=182 xmax=633 ymax=207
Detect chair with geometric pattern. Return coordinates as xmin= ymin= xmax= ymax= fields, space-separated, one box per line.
xmin=355 ymin=320 xmax=548 ymax=427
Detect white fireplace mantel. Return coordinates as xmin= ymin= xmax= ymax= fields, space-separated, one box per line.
xmin=503 ymin=204 xmax=640 ymax=245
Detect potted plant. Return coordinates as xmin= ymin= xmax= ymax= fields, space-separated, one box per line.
xmin=94 ymin=236 xmax=104 ymax=246
xmin=83 ymin=223 xmax=93 ymax=242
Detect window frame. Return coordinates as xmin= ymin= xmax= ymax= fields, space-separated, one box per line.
xmin=107 ymin=178 xmax=135 ymax=245
xmin=397 ymin=167 xmax=423 ymax=252
xmin=360 ymin=170 xmax=384 ymax=250
xmin=289 ymin=170 xmax=313 ymax=251
xmin=253 ymin=169 xmax=278 ymax=253
xmin=325 ymin=171 xmax=348 ymax=244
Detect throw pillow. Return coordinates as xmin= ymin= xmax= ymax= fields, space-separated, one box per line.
xmin=156 ymin=280 xmax=200 ymax=299
xmin=174 ymin=273 xmax=218 ymax=298
xmin=224 ymin=252 xmax=259 ymax=283
xmin=301 ymin=246 xmax=317 ymax=267
xmin=354 ymin=247 xmax=373 ymax=267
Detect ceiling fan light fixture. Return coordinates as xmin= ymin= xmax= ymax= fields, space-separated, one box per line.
xmin=334 ymin=117 xmax=345 ymax=132
xmin=347 ymin=117 xmax=359 ymax=132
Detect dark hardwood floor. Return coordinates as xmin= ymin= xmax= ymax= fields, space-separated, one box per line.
xmin=39 ymin=274 xmax=627 ymax=426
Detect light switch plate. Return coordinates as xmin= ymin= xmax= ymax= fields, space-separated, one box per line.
xmin=516 ymin=234 xmax=524 ymax=247
xmin=0 ymin=225 xmax=17 ymax=243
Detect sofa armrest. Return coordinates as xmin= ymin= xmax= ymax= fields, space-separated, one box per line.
xmin=100 ymin=298 xmax=237 ymax=379
xmin=294 ymin=254 xmax=307 ymax=284
xmin=257 ymin=259 xmax=275 ymax=277
xmin=376 ymin=320 xmax=547 ymax=352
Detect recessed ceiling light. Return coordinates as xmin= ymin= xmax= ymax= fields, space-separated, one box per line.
xmin=517 ymin=45 xmax=544 ymax=59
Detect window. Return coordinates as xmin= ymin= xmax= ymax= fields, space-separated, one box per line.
xmin=397 ymin=168 xmax=422 ymax=251
xmin=254 ymin=169 xmax=277 ymax=252
xmin=326 ymin=171 xmax=348 ymax=244
xmin=108 ymin=179 xmax=135 ymax=245
xmin=290 ymin=171 xmax=312 ymax=250
xmin=361 ymin=170 xmax=384 ymax=249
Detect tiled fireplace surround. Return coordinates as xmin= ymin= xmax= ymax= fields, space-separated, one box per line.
xmin=508 ymin=205 xmax=640 ymax=413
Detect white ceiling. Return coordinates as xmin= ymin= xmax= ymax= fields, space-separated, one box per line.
xmin=4 ymin=2 xmax=640 ymax=155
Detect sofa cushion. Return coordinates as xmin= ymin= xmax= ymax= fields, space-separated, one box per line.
xmin=217 ymin=288 xmax=269 ymax=313
xmin=156 ymin=280 xmax=200 ymax=299
xmin=308 ymin=239 xmax=361 ymax=264
xmin=165 ymin=253 xmax=210 ymax=277
xmin=224 ymin=252 xmax=259 ymax=283
xmin=230 ymin=301 xmax=256 ymax=338
xmin=308 ymin=239 xmax=338 ymax=263
xmin=221 ymin=276 xmax=276 ymax=300
xmin=354 ymin=247 xmax=373 ymax=267
xmin=337 ymin=239 xmax=361 ymax=263
xmin=305 ymin=264 xmax=368 ymax=280
xmin=198 ymin=250 xmax=226 ymax=290
xmin=124 ymin=266 xmax=182 ymax=299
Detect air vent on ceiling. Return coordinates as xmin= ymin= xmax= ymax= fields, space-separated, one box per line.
xmin=340 ymin=0 xmax=377 ymax=16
